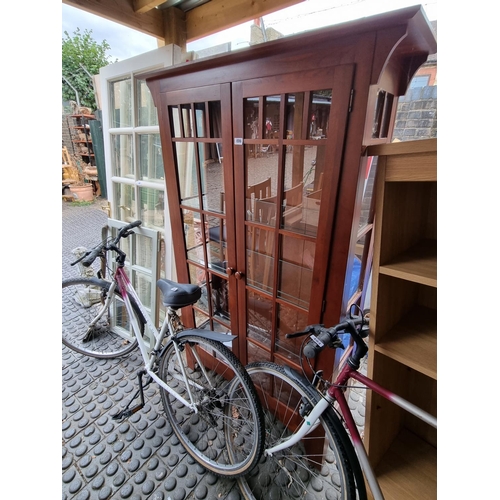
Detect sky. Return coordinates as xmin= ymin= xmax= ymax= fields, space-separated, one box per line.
xmin=61 ymin=0 xmax=438 ymax=61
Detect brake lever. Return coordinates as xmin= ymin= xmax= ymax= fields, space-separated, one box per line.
xmin=286 ymin=324 xmax=323 ymax=339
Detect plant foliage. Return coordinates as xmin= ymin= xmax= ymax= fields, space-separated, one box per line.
xmin=62 ymin=28 xmax=117 ymax=110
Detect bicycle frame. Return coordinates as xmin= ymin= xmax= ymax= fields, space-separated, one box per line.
xmin=264 ymin=360 xmax=437 ymax=500
xmin=111 ymin=265 xmax=204 ymax=412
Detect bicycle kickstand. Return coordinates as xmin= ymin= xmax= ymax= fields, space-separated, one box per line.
xmin=112 ymin=370 xmax=150 ymax=420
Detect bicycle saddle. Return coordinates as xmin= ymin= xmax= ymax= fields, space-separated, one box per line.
xmin=157 ymin=279 xmax=202 ymax=308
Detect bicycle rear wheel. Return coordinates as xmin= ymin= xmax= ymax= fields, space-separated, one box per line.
xmin=158 ymin=334 xmax=264 ymax=478
xmin=62 ymin=277 xmax=144 ymax=358
xmin=238 ymin=361 xmax=365 ymax=500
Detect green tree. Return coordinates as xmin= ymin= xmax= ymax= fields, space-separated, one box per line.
xmin=62 ymin=28 xmax=117 ymax=110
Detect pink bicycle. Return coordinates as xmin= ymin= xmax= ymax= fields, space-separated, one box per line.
xmin=238 ymin=309 xmax=437 ymax=500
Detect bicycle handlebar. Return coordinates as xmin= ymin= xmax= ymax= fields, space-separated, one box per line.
xmin=71 ymin=220 xmax=142 ymax=268
xmin=286 ymin=315 xmax=369 ymax=367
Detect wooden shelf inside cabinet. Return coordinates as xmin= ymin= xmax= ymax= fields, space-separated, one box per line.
xmin=380 ymin=239 xmax=436 ymax=287
xmin=374 ymin=306 xmax=437 ymax=380
xmin=368 ymin=429 xmax=437 ymax=500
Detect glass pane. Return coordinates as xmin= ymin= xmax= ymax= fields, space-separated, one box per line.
xmin=206 ymin=214 xmax=226 ymax=270
xmin=210 ymin=272 xmax=230 ymax=324
xmin=202 ymin=147 xmax=225 ymax=213
xmin=111 ymin=134 xmax=134 ymax=178
xmin=275 ymin=304 xmax=309 ymax=364
xmin=265 ymin=95 xmax=280 ymax=139
xmin=137 ymin=79 xmax=158 ymax=126
xmin=181 ymin=104 xmax=194 ymax=138
xmin=138 ymin=134 xmax=164 ymax=183
xmin=194 ymin=103 xmax=206 ymax=137
xmin=113 ymin=182 xmax=136 ymax=221
xmin=209 ymin=101 xmax=222 ymax=139
xmin=247 ymin=290 xmax=272 ymax=348
xmin=244 ymin=97 xmax=260 ymax=139
xmin=358 ymin=156 xmax=377 ymax=232
xmin=278 ymin=235 xmax=315 ymax=308
xmin=110 ymin=78 xmax=132 ymax=128
xmin=188 ymin=262 xmax=206 ymax=289
xmin=169 ymin=106 xmax=182 ymax=138
xmin=246 ymin=145 xmax=277 ymax=221
xmin=346 ymin=248 xmax=363 ymax=300
xmin=247 ymin=341 xmax=271 ymax=364
xmin=285 ymin=93 xmax=305 ymax=141
xmin=133 ymin=232 xmax=154 ymax=270
xmin=138 ymin=186 xmax=165 ymax=230
xmin=308 ymin=90 xmax=331 ymax=139
xmin=246 ymin=226 xmax=274 ymax=293
xmin=183 ymin=209 xmax=205 ymax=267
xmin=175 ymin=142 xmax=199 ymax=208
xmin=132 ymin=270 xmax=152 ymax=310
xmin=282 ymin=144 xmax=324 ymax=237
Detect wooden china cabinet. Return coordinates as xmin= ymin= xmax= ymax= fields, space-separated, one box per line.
xmin=140 ymin=6 xmax=436 ymax=381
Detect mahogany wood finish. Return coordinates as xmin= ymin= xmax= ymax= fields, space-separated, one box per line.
xmin=141 ymin=7 xmax=436 ymax=380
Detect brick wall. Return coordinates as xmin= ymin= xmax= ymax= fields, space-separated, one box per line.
xmin=393 ymin=85 xmax=437 ymax=141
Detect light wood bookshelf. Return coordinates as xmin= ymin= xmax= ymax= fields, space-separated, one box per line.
xmin=364 ymin=138 xmax=437 ymax=499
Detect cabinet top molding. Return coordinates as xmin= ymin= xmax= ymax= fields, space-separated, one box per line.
xmin=139 ymin=5 xmax=436 ymax=97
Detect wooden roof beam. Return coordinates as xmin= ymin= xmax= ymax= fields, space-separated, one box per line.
xmin=63 ymin=0 xmax=165 ymax=40
xmin=134 ymin=0 xmax=166 ymax=14
xmin=185 ymin=0 xmax=306 ymax=41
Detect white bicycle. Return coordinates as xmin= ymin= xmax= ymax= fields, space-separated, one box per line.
xmin=62 ymin=220 xmax=264 ymax=478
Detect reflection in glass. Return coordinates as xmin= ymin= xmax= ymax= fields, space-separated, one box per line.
xmin=181 ymin=104 xmax=194 ymax=138
xmin=139 ymin=134 xmax=164 ymax=182
xmin=285 ymin=93 xmax=305 ymax=141
xmin=247 ymin=290 xmax=272 ymax=348
xmin=245 ymin=146 xmax=276 ymax=220
xmin=183 ymin=209 xmax=205 ymax=267
xmin=112 ymin=134 xmax=134 ymax=178
xmin=264 ymin=95 xmax=280 ymax=140
xmin=278 ymin=236 xmax=315 ymax=308
xmin=194 ymin=102 xmax=206 ymax=137
xmin=201 ymin=154 xmax=224 ymax=213
xmin=188 ymin=262 xmax=206 ymax=289
xmin=133 ymin=232 xmax=154 ymax=270
xmin=275 ymin=303 xmax=308 ymax=364
xmin=246 ymin=226 xmax=274 ymax=294
xmin=308 ymin=90 xmax=332 ymax=139
xmin=110 ymin=78 xmax=132 ymax=128
xmin=175 ymin=142 xmax=199 ymax=207
xmin=206 ymin=213 xmax=226 ymax=268
xmin=169 ymin=106 xmax=181 ymax=137
xmin=210 ymin=272 xmax=230 ymax=324
xmin=244 ymin=98 xmax=260 ymax=139
xmin=282 ymin=145 xmax=324 ymax=237
xmin=138 ymin=187 xmax=164 ymax=230
xmin=247 ymin=341 xmax=271 ymax=364
xmin=133 ymin=270 xmax=152 ymax=310
xmin=358 ymin=156 xmax=377 ymax=232
xmin=114 ymin=182 xmax=136 ymax=221
xmin=137 ymin=79 xmax=158 ymax=126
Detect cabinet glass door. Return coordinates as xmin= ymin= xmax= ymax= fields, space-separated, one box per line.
xmin=160 ymin=84 xmax=237 ymax=338
xmin=232 ymin=66 xmax=355 ymax=370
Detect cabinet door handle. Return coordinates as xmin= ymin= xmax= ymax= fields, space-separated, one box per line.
xmin=226 ymin=267 xmax=235 ymax=276
xmin=234 ymin=271 xmax=245 ymax=280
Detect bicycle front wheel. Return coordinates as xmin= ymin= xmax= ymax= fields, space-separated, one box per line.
xmin=62 ymin=277 xmax=144 ymax=358
xmin=238 ymin=361 xmax=365 ymax=500
xmin=158 ymin=334 xmax=264 ymax=478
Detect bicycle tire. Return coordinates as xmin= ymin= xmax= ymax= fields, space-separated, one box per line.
xmin=238 ymin=361 xmax=366 ymax=500
xmin=62 ymin=277 xmax=145 ymax=358
xmin=158 ymin=334 xmax=265 ymax=478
